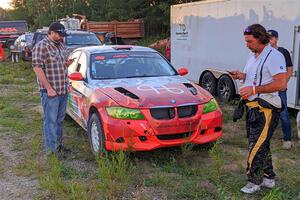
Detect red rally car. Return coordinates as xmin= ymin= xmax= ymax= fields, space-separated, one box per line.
xmin=67 ymin=45 xmax=222 ymax=154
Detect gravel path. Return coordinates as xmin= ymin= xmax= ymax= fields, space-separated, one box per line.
xmin=0 ymin=132 xmax=40 ymax=200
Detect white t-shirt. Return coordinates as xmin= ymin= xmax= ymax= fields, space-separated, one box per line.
xmin=243 ymin=44 xmax=286 ymax=101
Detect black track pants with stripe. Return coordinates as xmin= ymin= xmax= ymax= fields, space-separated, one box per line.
xmin=246 ymin=101 xmax=280 ymax=185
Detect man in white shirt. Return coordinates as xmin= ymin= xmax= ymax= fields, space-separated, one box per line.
xmin=229 ymin=24 xmax=286 ymax=194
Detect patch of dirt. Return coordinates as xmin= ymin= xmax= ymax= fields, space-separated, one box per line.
xmin=0 ymin=132 xmax=40 ymax=200
xmin=125 ymin=186 xmax=168 ymax=200
xmin=199 ymin=180 xmax=218 ymax=194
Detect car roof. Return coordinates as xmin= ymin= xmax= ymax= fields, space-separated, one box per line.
xmin=34 ymin=29 xmax=95 ymax=35
xmin=65 ymin=30 xmax=95 ymax=35
xmin=75 ymin=45 xmax=157 ymax=54
xmin=18 ymin=32 xmax=33 ymax=37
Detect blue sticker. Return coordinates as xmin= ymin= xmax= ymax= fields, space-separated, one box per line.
xmin=280 ymin=66 xmax=283 ymax=69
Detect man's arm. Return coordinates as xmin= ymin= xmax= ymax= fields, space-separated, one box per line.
xmin=282 ymin=48 xmax=293 ymax=83
xmin=66 ymin=57 xmax=75 ymax=67
xmin=239 ymin=73 xmax=286 ymax=99
xmin=286 ymin=66 xmax=293 ymax=82
xmin=228 ymin=70 xmax=246 ymax=81
xmin=33 ymin=66 xmax=57 ymax=97
xmin=255 ymin=73 xmax=287 ymax=93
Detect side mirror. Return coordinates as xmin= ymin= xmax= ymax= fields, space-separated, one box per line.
xmin=177 ymin=67 xmax=188 ymax=76
xmin=69 ymin=72 xmax=84 ymax=81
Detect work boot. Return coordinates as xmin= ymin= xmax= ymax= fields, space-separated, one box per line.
xmin=241 ymin=182 xmax=261 ymax=194
xmin=58 ymin=145 xmax=71 ymax=153
xmin=57 ymin=145 xmax=71 ymax=159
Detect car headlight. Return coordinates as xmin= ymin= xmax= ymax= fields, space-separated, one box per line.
xmin=202 ymin=98 xmax=218 ymax=114
xmin=106 ymin=107 xmax=144 ymax=120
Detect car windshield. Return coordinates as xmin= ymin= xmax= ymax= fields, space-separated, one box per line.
xmin=90 ymin=52 xmax=177 ymax=79
xmin=66 ymin=34 xmax=101 ymax=45
xmin=25 ymin=34 xmax=33 ymax=42
xmin=33 ymin=33 xmax=47 ymax=47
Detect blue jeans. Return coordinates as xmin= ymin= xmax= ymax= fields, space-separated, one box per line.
xmin=279 ymin=90 xmax=292 ymax=141
xmin=40 ymin=91 xmax=68 ymax=152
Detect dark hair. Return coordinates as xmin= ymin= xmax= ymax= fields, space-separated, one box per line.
xmin=244 ymin=24 xmax=269 ymax=44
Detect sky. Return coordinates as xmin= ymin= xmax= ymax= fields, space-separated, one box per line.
xmin=0 ymin=0 xmax=12 ymax=9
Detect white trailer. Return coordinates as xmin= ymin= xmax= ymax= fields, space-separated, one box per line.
xmin=171 ymin=0 xmax=300 ymax=109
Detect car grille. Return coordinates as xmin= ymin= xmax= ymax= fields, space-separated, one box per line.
xmin=150 ymin=107 xmax=176 ymax=120
xmin=150 ymin=105 xmax=198 ymax=120
xmin=156 ymin=132 xmax=192 ymax=140
xmin=178 ymin=105 xmax=198 ymax=118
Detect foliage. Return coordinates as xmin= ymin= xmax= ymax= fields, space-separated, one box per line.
xmin=7 ymin=0 xmax=202 ymax=35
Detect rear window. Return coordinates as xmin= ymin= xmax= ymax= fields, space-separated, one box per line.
xmin=90 ymin=52 xmax=176 ymax=79
xmin=66 ymin=33 xmax=101 ymax=45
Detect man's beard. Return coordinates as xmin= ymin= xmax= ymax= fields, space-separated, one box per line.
xmin=250 ymin=48 xmax=258 ymax=53
xmin=53 ymin=38 xmax=63 ymax=44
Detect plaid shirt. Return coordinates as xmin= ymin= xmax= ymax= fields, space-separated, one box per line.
xmin=32 ymin=37 xmax=68 ymax=95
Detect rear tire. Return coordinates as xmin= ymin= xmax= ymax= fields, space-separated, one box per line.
xmin=87 ymin=113 xmax=106 ymax=155
xmin=201 ymin=72 xmax=217 ymax=96
xmin=217 ymin=75 xmax=235 ymax=102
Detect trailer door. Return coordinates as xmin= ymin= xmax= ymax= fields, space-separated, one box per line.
xmin=287 ymin=26 xmax=300 ymax=108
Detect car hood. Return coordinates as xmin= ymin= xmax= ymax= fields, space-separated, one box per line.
xmin=90 ymin=76 xmax=212 ymax=108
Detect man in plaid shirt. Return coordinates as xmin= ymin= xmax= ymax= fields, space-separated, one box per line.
xmin=32 ymin=22 xmax=74 ymax=155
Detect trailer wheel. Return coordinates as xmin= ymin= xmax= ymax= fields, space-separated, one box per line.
xmin=217 ymin=75 xmax=235 ymax=102
xmin=201 ymin=72 xmax=217 ymax=95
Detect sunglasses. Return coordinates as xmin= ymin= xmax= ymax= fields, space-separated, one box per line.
xmin=244 ymin=27 xmax=252 ymax=34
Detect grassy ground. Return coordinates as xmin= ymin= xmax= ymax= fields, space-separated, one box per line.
xmin=0 ymin=61 xmax=300 ymax=200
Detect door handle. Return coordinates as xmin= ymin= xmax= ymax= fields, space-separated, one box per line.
xmin=293 ymin=71 xmax=298 ymax=77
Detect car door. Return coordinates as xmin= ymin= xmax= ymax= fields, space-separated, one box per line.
xmin=67 ymin=50 xmax=82 ymax=121
xmin=68 ymin=51 xmax=90 ymax=129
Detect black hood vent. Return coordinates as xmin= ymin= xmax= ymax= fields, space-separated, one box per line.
xmin=114 ymin=87 xmax=139 ymax=99
xmin=183 ymin=83 xmax=198 ymax=95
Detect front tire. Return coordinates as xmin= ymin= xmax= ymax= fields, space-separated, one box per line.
xmin=87 ymin=113 xmax=106 ymax=155
xmin=217 ymin=75 xmax=235 ymax=102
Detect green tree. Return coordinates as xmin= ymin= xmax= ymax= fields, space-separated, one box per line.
xmin=7 ymin=0 xmax=202 ymax=35
xmin=0 ymin=7 xmax=8 ymax=20
xmin=88 ymin=0 xmax=107 ymax=21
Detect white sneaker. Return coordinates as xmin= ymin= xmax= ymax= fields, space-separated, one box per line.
xmin=261 ymin=178 xmax=275 ymax=189
xmin=282 ymin=141 xmax=292 ymax=149
xmin=241 ymin=182 xmax=261 ymax=194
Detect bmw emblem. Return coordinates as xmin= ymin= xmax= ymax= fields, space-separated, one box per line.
xmin=170 ymin=99 xmax=176 ymax=104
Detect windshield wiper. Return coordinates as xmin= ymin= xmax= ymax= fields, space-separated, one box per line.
xmin=93 ymin=77 xmax=118 ymax=80
xmin=120 ymin=75 xmax=168 ymax=78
